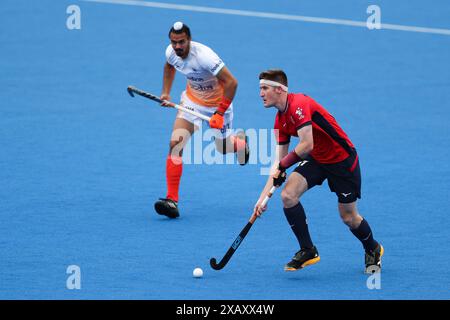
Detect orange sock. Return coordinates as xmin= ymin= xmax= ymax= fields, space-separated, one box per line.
xmin=166 ymin=155 xmax=182 ymax=202
xmin=231 ymin=135 xmax=247 ymax=152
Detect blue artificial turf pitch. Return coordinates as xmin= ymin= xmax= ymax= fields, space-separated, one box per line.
xmin=1 ymin=0 xmax=449 ymax=299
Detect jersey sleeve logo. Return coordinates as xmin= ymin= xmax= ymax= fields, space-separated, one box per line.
xmin=211 ymin=60 xmax=223 ymax=73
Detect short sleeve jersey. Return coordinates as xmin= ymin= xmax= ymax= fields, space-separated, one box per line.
xmin=166 ymin=41 xmax=225 ymax=107
xmin=274 ymin=93 xmax=355 ymax=164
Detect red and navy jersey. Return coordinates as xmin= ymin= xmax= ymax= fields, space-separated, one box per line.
xmin=274 ymin=93 xmax=355 ymax=164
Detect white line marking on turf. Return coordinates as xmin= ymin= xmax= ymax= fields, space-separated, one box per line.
xmin=82 ymin=0 xmax=450 ymax=36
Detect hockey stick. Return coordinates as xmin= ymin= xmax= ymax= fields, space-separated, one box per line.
xmin=210 ymin=186 xmax=277 ymax=270
xmin=127 ymin=86 xmax=211 ymax=122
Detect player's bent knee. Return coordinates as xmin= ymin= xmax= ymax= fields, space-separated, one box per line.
xmin=340 ymin=214 xmax=355 ymax=227
xmin=338 ymin=205 xmax=362 ymax=228
xmin=281 ymin=188 xmax=299 ymax=207
xmin=341 ymin=215 xmax=362 ymax=229
xmin=169 ymin=140 xmax=185 ymax=157
xmin=170 ymin=134 xmax=188 ymax=149
xmin=214 ymin=138 xmax=227 ymax=154
xmin=215 ymin=137 xmax=234 ymax=154
xmin=169 ymin=140 xmax=181 ymax=150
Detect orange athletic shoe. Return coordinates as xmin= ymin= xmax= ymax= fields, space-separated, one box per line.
xmin=284 ymin=246 xmax=320 ymax=271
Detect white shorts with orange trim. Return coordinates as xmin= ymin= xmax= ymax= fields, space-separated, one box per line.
xmin=177 ymin=91 xmax=234 ymax=139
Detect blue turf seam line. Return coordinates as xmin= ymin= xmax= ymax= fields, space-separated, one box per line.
xmin=82 ymin=0 xmax=450 ymax=36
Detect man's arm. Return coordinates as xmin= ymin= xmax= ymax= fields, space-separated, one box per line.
xmin=278 ymin=124 xmax=314 ymax=170
xmin=253 ymin=143 xmax=289 ymax=216
xmin=161 ymin=62 xmax=176 ymax=104
xmin=253 ymin=125 xmax=313 ymax=217
xmin=293 ymin=124 xmax=314 ymax=159
xmin=215 ymin=66 xmax=238 ymax=102
xmin=209 ymin=66 xmax=238 ymax=128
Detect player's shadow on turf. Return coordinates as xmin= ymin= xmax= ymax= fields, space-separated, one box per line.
xmin=283 ymin=265 xmax=337 ymax=282
xmin=284 ymin=273 xmax=322 ymax=281
xmin=154 ymin=216 xmax=184 ymax=222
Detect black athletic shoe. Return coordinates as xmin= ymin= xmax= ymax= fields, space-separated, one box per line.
xmin=284 ymin=246 xmax=320 ymax=271
xmin=365 ymin=244 xmax=384 ymax=274
xmin=236 ymin=131 xmax=250 ymax=166
xmin=154 ymin=198 xmax=179 ymax=219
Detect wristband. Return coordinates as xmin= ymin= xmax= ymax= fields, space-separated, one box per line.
xmin=217 ymin=96 xmax=232 ymax=114
xmin=279 ymin=150 xmax=303 ymax=169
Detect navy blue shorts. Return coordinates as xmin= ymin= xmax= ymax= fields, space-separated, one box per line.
xmin=293 ymin=150 xmax=361 ymax=203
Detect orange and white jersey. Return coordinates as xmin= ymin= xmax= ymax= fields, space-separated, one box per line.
xmin=166 ymin=41 xmax=225 ymax=107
